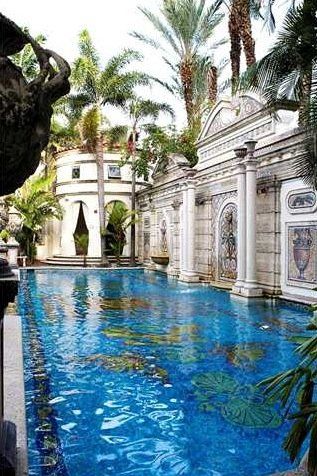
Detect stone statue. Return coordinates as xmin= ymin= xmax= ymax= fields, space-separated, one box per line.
xmin=0 ymin=18 xmax=70 ymax=472
xmin=0 ymin=13 xmax=71 ymax=196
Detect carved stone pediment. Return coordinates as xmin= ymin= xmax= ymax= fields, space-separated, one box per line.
xmin=152 ymin=153 xmax=191 ymax=180
xmin=199 ymin=95 xmax=264 ymax=141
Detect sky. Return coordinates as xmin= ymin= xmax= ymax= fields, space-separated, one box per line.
xmin=0 ymin=0 xmax=286 ymax=128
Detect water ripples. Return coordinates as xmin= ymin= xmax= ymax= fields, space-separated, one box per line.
xmin=18 ymin=269 xmax=310 ymax=475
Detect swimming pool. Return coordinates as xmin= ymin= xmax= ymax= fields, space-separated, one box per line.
xmin=18 ymin=269 xmax=310 ymax=475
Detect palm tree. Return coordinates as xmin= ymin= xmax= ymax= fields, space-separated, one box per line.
xmin=11 ymin=29 xmax=46 ymax=81
xmin=164 ymin=55 xmax=228 ymax=133
xmin=259 ymin=313 xmax=317 ymax=476
xmin=228 ymin=0 xmax=258 ymax=88
xmin=7 ymin=173 xmax=63 ymax=263
xmin=238 ymin=0 xmax=317 ymax=188
xmin=71 ymin=30 xmax=149 ymax=265
xmin=122 ymin=98 xmax=174 ymax=265
xmin=131 ymin=0 xmax=224 ymax=128
xmin=105 ymin=201 xmax=138 ymax=265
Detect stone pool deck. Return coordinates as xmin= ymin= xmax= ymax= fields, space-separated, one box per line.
xmin=4 ymin=310 xmax=28 ymax=475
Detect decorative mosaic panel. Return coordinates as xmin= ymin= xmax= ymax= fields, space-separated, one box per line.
xmin=288 ymin=190 xmax=316 ymax=212
xmin=287 ymin=224 xmax=317 ymax=286
xmin=219 ymin=203 xmax=238 ymax=281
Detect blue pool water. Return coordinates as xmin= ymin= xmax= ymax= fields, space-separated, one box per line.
xmin=18 ymin=269 xmax=311 ymax=476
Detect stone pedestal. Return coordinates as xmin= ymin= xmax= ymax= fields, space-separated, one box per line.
xmin=6 ymin=238 xmax=19 ymax=268
xmin=179 ymin=177 xmax=199 ymax=283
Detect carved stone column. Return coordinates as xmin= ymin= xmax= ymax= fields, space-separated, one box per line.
xmin=232 ymin=141 xmax=262 ymax=298
xmin=179 ymin=175 xmax=199 ymax=282
xmin=232 ymin=149 xmax=247 ymax=292
xmin=168 ymin=199 xmax=181 ymax=277
xmin=243 ymin=140 xmax=262 ymax=296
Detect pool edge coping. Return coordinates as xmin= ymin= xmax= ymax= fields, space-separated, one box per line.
xmin=4 ymin=313 xmax=28 ymax=476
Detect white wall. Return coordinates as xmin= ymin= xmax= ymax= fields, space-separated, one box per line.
xmin=281 ymin=178 xmax=317 ymax=301
xmin=40 ymin=150 xmax=147 ymax=258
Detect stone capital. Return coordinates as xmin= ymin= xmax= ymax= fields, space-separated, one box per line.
xmin=235 ymin=163 xmax=246 ymax=175
xmin=182 ymin=178 xmax=197 ymax=190
xmin=171 ymin=199 xmax=182 ymax=210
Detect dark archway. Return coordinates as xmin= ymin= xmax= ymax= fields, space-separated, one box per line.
xmin=73 ymin=202 xmax=89 ymax=255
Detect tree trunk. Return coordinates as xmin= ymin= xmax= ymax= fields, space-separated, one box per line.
xmin=130 ymin=129 xmax=136 ymax=266
xmin=180 ymin=57 xmax=194 ymax=127
xmin=207 ymin=65 xmax=218 ymax=107
xmin=240 ymin=0 xmax=256 ymax=67
xmin=95 ymin=134 xmax=108 ymax=266
xmin=298 ymin=0 xmax=316 ymax=127
xmin=298 ymin=69 xmax=312 ymax=127
xmin=229 ymin=0 xmax=242 ymax=91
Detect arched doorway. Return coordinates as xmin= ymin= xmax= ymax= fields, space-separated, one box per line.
xmin=218 ymin=203 xmax=238 ymax=281
xmin=73 ymin=201 xmax=89 ymax=255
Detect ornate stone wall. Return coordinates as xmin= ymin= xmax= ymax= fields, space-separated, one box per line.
xmin=255 ymin=181 xmax=282 ymax=294
xmin=281 ymin=179 xmax=317 ymax=301
xmin=136 ymin=94 xmax=315 ymax=302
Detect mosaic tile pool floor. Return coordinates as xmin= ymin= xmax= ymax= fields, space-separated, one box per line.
xmin=18 ymin=269 xmax=310 ymax=475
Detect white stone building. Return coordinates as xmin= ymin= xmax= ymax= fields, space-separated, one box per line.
xmin=38 ymin=149 xmax=148 ymax=262
xmin=137 ymin=94 xmax=317 ymax=304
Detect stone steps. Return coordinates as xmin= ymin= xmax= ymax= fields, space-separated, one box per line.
xmin=41 ymin=255 xmax=139 ymax=267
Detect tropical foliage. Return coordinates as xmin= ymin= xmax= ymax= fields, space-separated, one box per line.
xmin=70 ymin=29 xmax=148 ymax=264
xmin=10 ymin=28 xmax=46 ymax=81
xmin=259 ymin=314 xmax=317 ymax=476
xmin=74 ymin=233 xmax=89 ymax=267
xmin=238 ymin=0 xmax=317 ymax=188
xmin=119 ymin=97 xmax=174 ymax=264
xmin=137 ymin=124 xmax=199 ymax=174
xmin=132 ymin=0 xmax=224 ymax=131
xmin=7 ymin=174 xmax=63 ymax=262
xmin=105 ymin=201 xmax=137 ymax=264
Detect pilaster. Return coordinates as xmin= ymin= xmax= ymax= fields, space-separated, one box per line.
xmin=179 ymin=174 xmax=199 ymax=283
xmin=232 ymin=140 xmax=262 ymax=298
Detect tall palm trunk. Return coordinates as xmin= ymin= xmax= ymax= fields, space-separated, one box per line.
xmin=95 ymin=133 xmax=108 ymax=266
xmin=240 ymin=0 xmax=256 ymax=67
xmin=299 ymin=69 xmax=312 ymax=126
xmin=207 ymin=66 xmax=218 ymax=106
xmin=229 ymin=0 xmax=256 ymax=91
xmin=180 ymin=57 xmax=194 ymax=126
xmin=229 ymin=0 xmax=242 ymax=90
xmin=298 ymin=0 xmax=316 ymax=127
xmin=130 ymin=128 xmax=137 ymax=266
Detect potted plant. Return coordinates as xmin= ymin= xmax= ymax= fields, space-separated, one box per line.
xmin=74 ymin=233 xmax=89 ymax=267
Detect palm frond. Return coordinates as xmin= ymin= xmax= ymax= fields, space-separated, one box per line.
xmin=139 ymin=6 xmax=182 ymax=56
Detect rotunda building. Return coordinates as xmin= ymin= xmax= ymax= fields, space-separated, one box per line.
xmin=38 ymin=149 xmax=149 ymax=263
